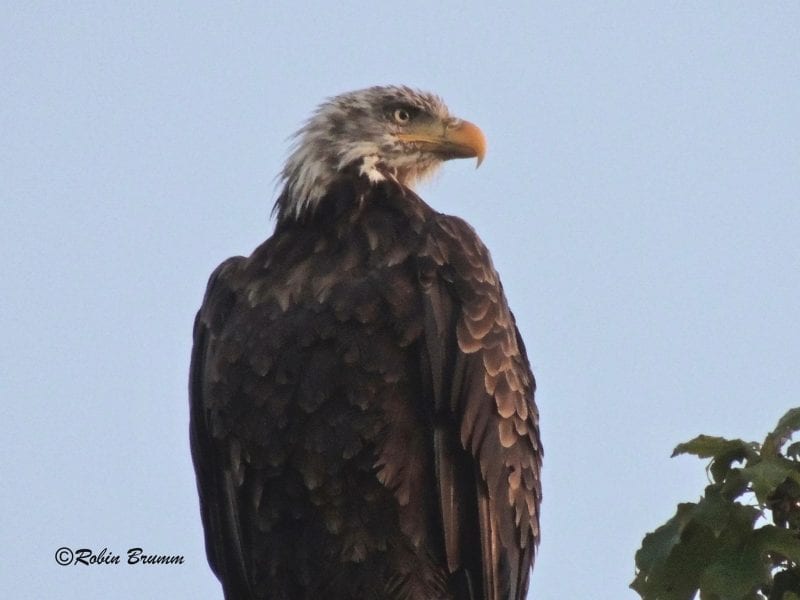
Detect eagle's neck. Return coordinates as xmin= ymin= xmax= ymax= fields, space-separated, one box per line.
xmin=275 ymin=128 xmax=444 ymax=224
xmin=275 ymin=150 xmax=392 ymax=223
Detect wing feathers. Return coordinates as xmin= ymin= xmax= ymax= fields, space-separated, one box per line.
xmin=421 ymin=215 xmax=541 ymax=600
xmin=190 ymin=257 xmax=253 ymax=599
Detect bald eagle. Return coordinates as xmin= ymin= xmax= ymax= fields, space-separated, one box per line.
xmin=190 ymin=86 xmax=541 ymax=600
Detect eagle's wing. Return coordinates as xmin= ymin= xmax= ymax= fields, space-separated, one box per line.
xmin=189 ymin=256 xmax=253 ymax=600
xmin=420 ymin=215 xmax=542 ymax=600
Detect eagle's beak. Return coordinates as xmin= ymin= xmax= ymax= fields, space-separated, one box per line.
xmin=397 ymin=118 xmax=487 ymax=167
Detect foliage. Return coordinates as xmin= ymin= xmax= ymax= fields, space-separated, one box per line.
xmin=632 ymin=408 xmax=800 ymax=600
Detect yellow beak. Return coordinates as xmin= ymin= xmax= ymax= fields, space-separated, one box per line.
xmin=396 ymin=118 xmax=487 ymax=167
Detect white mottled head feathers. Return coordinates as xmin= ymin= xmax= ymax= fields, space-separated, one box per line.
xmin=276 ymin=86 xmax=455 ymax=221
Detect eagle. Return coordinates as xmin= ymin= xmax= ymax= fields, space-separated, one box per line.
xmin=190 ymin=85 xmax=541 ymax=600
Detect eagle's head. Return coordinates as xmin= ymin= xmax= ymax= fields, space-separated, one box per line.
xmin=276 ymin=85 xmax=486 ymax=221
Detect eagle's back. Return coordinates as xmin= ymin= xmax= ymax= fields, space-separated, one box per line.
xmin=192 ymin=178 xmax=453 ymax=599
xmin=191 ymin=174 xmax=540 ymax=600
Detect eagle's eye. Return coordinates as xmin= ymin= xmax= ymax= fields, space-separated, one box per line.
xmin=393 ymin=108 xmax=411 ymax=124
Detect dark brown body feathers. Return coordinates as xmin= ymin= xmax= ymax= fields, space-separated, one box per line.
xmin=190 ymin=171 xmax=541 ymax=599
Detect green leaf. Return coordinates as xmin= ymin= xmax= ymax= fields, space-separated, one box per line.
xmin=635 ymin=503 xmax=696 ymax=573
xmin=700 ymin=532 xmax=769 ymax=599
xmin=633 ymin=505 xmax=718 ymax=600
xmin=768 ymin=568 xmax=800 ymax=600
xmin=637 ymin=409 xmax=800 ymax=600
xmin=741 ymin=458 xmax=800 ymax=504
xmin=719 ymin=467 xmax=750 ymax=501
xmin=755 ymin=525 xmax=800 ymax=564
xmin=692 ymin=486 xmax=758 ymax=536
xmin=673 ymin=436 xmax=759 ymax=484
xmin=673 ymin=436 xmax=755 ymax=460
xmin=785 ymin=442 xmax=800 ymax=461
xmin=763 ymin=408 xmax=800 ymax=456
xmin=699 ymin=498 xmax=763 ymax=597
xmin=772 ymin=408 xmax=800 ymax=440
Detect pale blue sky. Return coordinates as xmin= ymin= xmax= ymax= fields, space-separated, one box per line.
xmin=2 ymin=3 xmax=799 ymax=599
